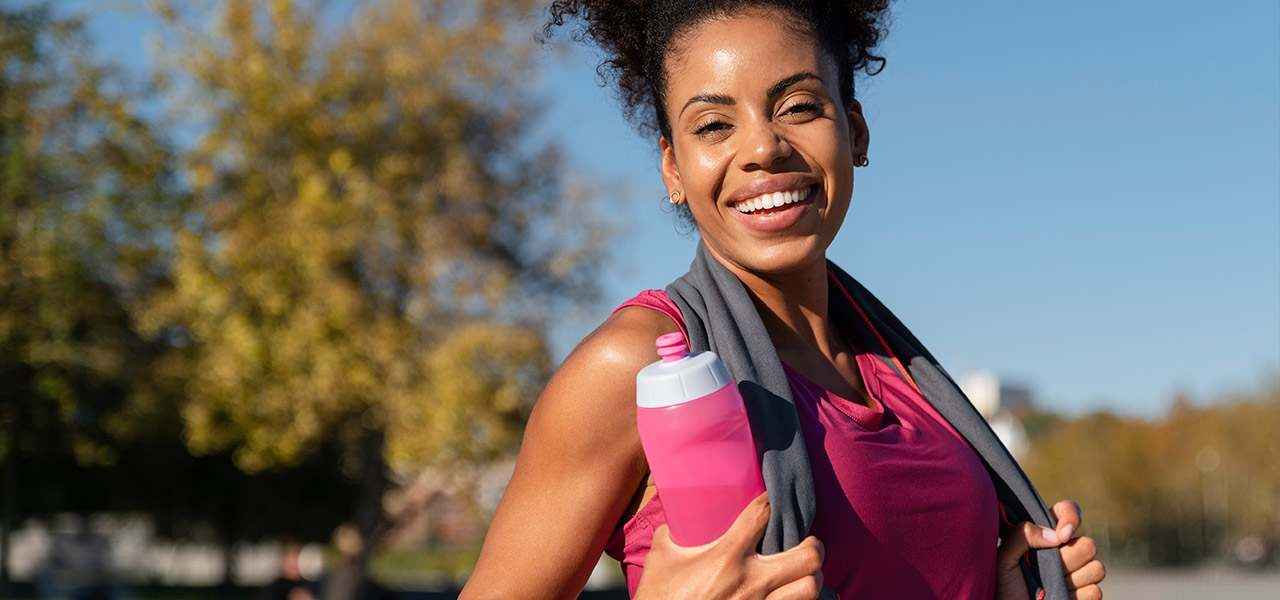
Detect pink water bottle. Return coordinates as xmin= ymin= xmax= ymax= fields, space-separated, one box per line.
xmin=635 ymin=332 xmax=766 ymax=546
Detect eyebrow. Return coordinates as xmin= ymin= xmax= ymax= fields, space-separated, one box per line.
xmin=679 ymin=93 xmax=735 ymax=117
xmin=767 ymin=72 xmax=823 ymax=100
xmin=678 ymin=72 xmax=826 ymax=118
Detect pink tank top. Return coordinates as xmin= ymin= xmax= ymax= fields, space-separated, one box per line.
xmin=607 ymin=290 xmax=999 ymax=599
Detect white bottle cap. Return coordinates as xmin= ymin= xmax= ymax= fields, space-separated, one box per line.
xmin=636 ymin=333 xmax=731 ymax=408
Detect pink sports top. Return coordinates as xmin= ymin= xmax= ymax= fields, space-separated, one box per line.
xmin=606 ymin=290 xmax=999 ymax=599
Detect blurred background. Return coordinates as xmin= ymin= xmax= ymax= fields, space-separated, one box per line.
xmin=1 ymin=0 xmax=1276 ymax=598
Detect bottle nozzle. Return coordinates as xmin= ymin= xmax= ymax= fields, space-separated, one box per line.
xmin=655 ymin=332 xmax=688 ymax=363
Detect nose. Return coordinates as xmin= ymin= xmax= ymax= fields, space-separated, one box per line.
xmin=735 ymin=119 xmax=792 ymax=171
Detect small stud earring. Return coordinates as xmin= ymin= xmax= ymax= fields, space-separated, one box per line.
xmin=856 ymin=155 xmax=870 ymax=167
xmin=669 ymin=190 xmax=682 ymax=204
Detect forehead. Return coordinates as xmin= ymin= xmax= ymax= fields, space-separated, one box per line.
xmin=664 ymin=10 xmax=833 ymax=99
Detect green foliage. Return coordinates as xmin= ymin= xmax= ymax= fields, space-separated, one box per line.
xmin=1023 ymin=375 xmax=1280 ymax=566
xmin=0 ymin=5 xmax=361 ymax=541
xmin=2 ymin=0 xmax=604 ymax=555
xmin=0 ymin=3 xmax=183 ymax=469
xmin=136 ymin=0 xmax=603 ymax=477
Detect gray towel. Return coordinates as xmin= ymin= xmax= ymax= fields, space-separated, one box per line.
xmin=666 ymin=242 xmax=1068 ymax=599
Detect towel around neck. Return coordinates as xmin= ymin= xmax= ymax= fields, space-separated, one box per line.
xmin=664 ymin=242 xmax=1068 ymax=599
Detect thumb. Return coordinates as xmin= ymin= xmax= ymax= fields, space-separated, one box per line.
xmin=997 ymin=521 xmax=1063 ymax=572
xmin=718 ymin=492 xmax=771 ymax=553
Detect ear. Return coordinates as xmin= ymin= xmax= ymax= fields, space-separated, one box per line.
xmin=660 ymin=136 xmax=683 ymax=196
xmin=847 ymin=99 xmax=870 ymax=159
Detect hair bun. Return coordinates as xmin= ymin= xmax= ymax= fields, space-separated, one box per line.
xmin=544 ymin=0 xmax=892 ymax=140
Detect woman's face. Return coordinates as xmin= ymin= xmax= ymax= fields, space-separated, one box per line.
xmin=660 ymin=10 xmax=869 ymax=279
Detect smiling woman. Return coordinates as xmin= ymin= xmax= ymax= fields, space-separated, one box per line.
xmin=460 ymin=2 xmax=1106 ymax=599
xmin=657 ymin=12 xmax=861 ymax=280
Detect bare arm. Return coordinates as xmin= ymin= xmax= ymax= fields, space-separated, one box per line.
xmin=460 ymin=307 xmax=676 ymax=600
xmin=462 ymin=306 xmax=826 ymax=600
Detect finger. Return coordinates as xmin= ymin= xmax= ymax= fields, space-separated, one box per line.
xmin=755 ymin=536 xmax=825 ymax=590
xmin=996 ymin=521 xmax=1067 ymax=576
xmin=998 ymin=521 xmax=1065 ymax=571
xmin=719 ymin=492 xmax=772 ymax=552
xmin=996 ymin=522 xmax=1029 ymax=572
xmin=649 ymin=522 xmax=688 ymax=556
xmin=763 ymin=575 xmax=823 ymax=600
xmin=1051 ymin=499 xmax=1082 ymax=541
xmin=1059 ymin=536 xmax=1099 ymax=575
xmin=1066 ymin=560 xmax=1106 ymax=591
xmin=1069 ymin=583 xmax=1103 ymax=600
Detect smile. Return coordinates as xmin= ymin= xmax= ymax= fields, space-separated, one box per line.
xmin=731 ymin=186 xmax=813 ymax=214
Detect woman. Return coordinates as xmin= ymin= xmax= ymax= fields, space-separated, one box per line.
xmin=462 ymin=1 xmax=1106 ymax=599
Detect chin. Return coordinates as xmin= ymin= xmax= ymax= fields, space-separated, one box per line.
xmin=715 ymin=238 xmax=831 ymax=278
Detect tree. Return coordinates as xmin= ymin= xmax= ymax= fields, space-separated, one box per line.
xmin=0 ymin=4 xmax=188 ymax=592
xmin=137 ymin=0 xmax=604 ymax=576
xmin=1022 ymin=376 xmax=1280 ymax=567
xmin=0 ymin=5 xmax=396 ymax=594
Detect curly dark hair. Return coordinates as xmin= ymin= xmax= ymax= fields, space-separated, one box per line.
xmin=544 ymin=0 xmax=892 ymax=142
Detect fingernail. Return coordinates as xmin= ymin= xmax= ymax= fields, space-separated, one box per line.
xmin=1041 ymin=527 xmax=1060 ymax=544
xmin=1059 ymin=524 xmax=1075 ymax=541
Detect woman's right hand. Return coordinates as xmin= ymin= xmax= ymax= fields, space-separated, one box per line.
xmin=634 ymin=493 xmax=825 ymax=600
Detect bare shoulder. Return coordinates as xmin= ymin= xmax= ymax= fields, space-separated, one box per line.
xmin=551 ymin=305 xmax=681 ymax=394
xmin=524 ymin=304 xmax=678 ymax=437
xmin=461 ymin=305 xmax=678 ymax=599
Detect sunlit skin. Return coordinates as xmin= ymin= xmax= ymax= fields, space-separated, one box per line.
xmin=660 ymin=12 xmax=863 ymax=281
xmin=462 ymin=8 xmax=1104 ymax=600
xmin=659 ymin=11 xmax=873 ymax=403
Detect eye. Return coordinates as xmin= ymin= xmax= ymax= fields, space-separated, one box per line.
xmin=779 ymin=99 xmax=824 ymax=122
xmin=692 ymin=118 xmax=732 ymax=139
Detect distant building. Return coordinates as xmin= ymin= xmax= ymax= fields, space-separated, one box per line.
xmin=986 ymin=412 xmax=1029 ymax=459
xmin=958 ymin=370 xmax=1032 ymax=418
xmin=958 ymin=370 xmax=1031 ymax=458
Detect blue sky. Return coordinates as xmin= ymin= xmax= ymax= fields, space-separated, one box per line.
xmin=60 ymin=0 xmax=1279 ymax=417
xmin=533 ymin=0 xmax=1280 ymax=417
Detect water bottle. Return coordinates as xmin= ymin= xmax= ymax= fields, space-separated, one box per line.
xmin=635 ymin=332 xmax=767 ymax=546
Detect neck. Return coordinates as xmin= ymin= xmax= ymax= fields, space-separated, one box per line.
xmin=708 ymin=246 xmax=840 ymax=357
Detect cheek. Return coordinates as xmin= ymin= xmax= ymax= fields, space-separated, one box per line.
xmin=819 ymin=120 xmax=853 ymax=162
xmin=818 ymin=127 xmax=855 ymax=187
xmin=701 ymin=143 xmax=735 ymax=171
xmin=683 ymin=147 xmax=734 ymax=196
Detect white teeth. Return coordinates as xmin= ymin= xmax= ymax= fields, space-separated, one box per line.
xmin=733 ymin=186 xmax=811 ymax=214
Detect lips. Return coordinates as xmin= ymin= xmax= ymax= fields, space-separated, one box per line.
xmin=726 ymin=172 xmax=819 ymax=207
xmin=721 ymin=173 xmax=822 ymax=233
xmin=729 ymin=185 xmax=816 ymax=233
xmin=731 ymin=186 xmax=813 ymax=214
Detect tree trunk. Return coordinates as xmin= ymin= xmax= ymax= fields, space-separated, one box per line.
xmin=321 ymin=432 xmax=387 ymax=600
xmin=352 ymin=432 xmax=387 ymax=596
xmin=0 ymin=447 xmax=14 ymax=598
xmin=357 ymin=432 xmax=387 ymax=558
xmin=0 ymin=403 xmax=18 ymax=599
xmin=219 ymin=475 xmax=240 ymax=600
